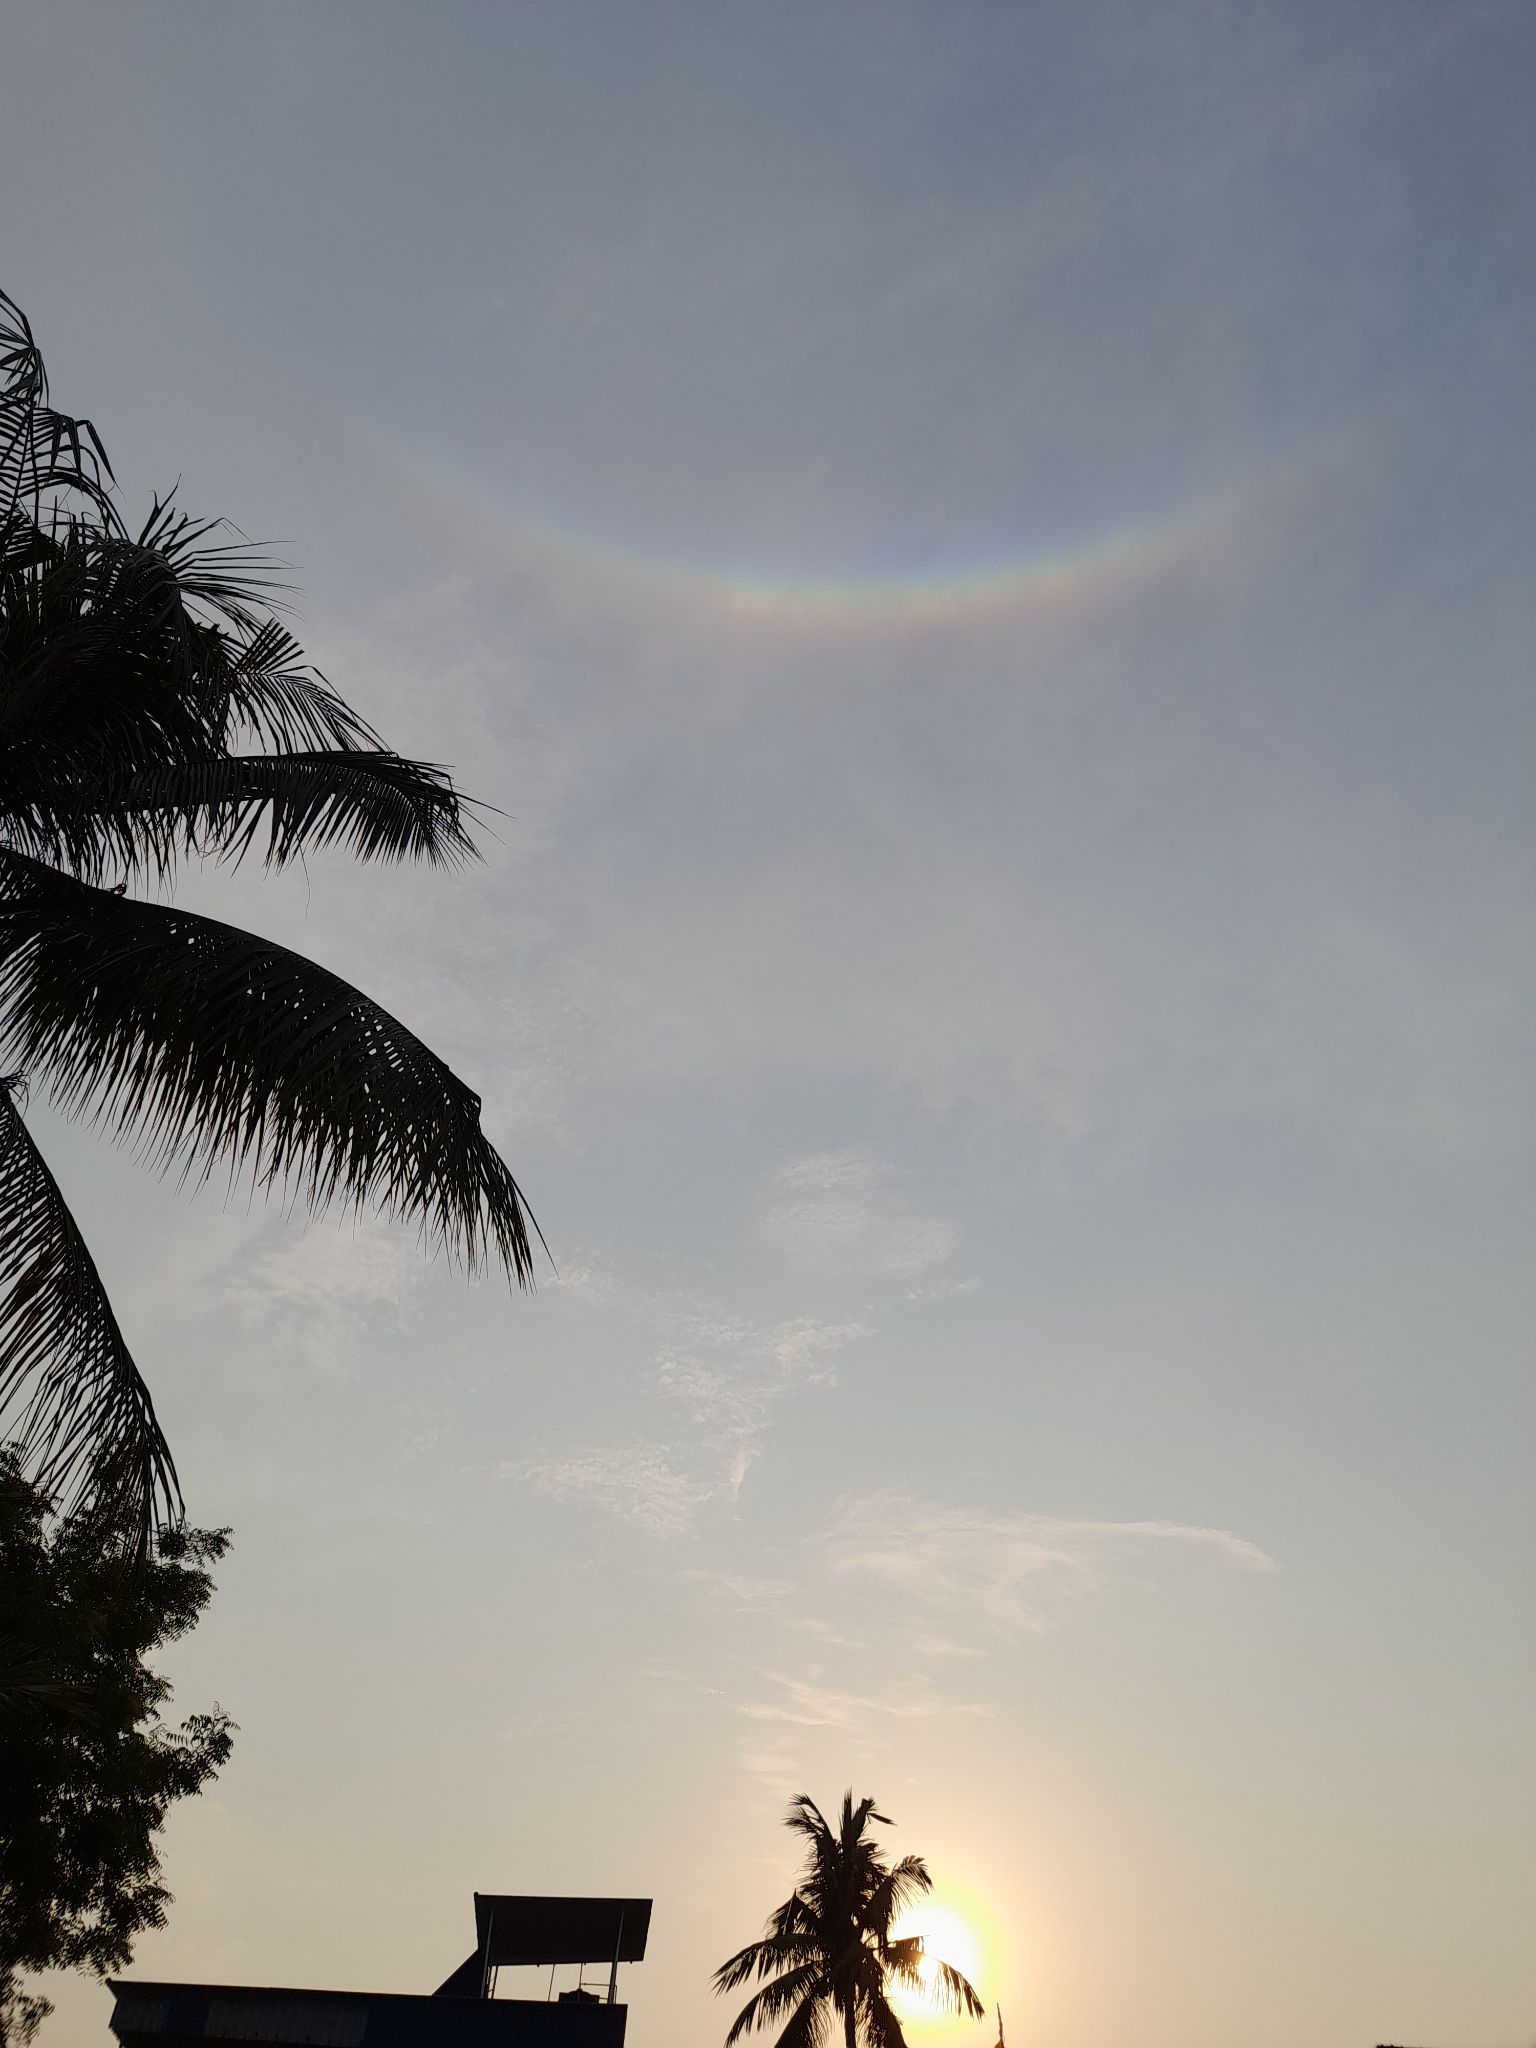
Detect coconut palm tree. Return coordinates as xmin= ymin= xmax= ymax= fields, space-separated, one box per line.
xmin=714 ymin=1792 xmax=984 ymax=2048
xmin=0 ymin=289 xmax=541 ymax=1555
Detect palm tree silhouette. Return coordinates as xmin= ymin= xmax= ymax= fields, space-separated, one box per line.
xmin=0 ymin=290 xmax=541 ymax=1552
xmin=714 ymin=1792 xmax=984 ymax=2048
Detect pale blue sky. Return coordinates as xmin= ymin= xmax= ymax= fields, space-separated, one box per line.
xmin=3 ymin=5 xmax=1533 ymax=2047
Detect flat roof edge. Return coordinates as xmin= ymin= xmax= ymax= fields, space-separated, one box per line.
xmin=109 ymin=1981 xmax=626 ymax=2012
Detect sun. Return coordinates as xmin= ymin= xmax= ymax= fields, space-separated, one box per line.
xmin=886 ymin=1899 xmax=989 ymax=2039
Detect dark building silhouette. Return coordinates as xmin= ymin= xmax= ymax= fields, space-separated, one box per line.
xmin=109 ymin=1893 xmax=652 ymax=2048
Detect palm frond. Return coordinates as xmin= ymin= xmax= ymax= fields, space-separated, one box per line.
xmin=925 ymin=1962 xmax=985 ymax=2020
xmin=770 ymin=1993 xmax=831 ymax=2048
xmin=714 ymin=1944 xmax=770 ymax=1998
xmin=106 ymin=503 xmax=381 ymax=757
xmin=722 ymin=1967 xmax=826 ymax=2048
xmin=2 ymin=750 xmax=481 ymax=881
xmin=715 ymin=1925 xmax=822 ymax=1995
xmin=0 ymin=290 xmax=114 ymax=531
xmin=0 ymin=1078 xmax=179 ymax=1553
xmin=102 ymin=749 xmax=481 ymax=871
xmin=129 ymin=495 xmax=290 ymax=626
xmin=0 ymin=854 xmax=540 ymax=1281
xmin=844 ymin=1794 xmax=893 ymax=1838
xmin=767 ymin=1893 xmax=818 ymax=1938
xmin=0 ymin=523 xmax=380 ymax=812
xmin=875 ymin=1940 xmax=925 ymax=1992
xmin=855 ymin=1990 xmax=908 ymax=2048
xmin=859 ymin=1855 xmax=932 ymax=1939
xmin=784 ymin=1794 xmax=833 ymax=1846
xmin=217 ymin=615 xmax=381 ymax=754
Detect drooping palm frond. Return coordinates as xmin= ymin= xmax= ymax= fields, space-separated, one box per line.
xmin=0 ymin=854 xmax=538 ymax=1280
xmin=722 ymin=1966 xmax=828 ymax=2048
xmin=713 ymin=1915 xmax=821 ymax=1995
xmin=3 ymin=751 xmax=480 ymax=881
xmin=227 ymin=628 xmax=381 ymax=756
xmin=858 ymin=1855 xmax=933 ymax=1938
xmin=0 ymin=1080 xmax=178 ymax=1555
xmin=854 ymin=1991 xmax=908 ymax=2048
xmin=103 ymin=749 xmax=480 ymax=870
xmin=923 ymin=1962 xmax=985 ymax=2021
xmin=777 ymin=1995 xmax=836 ymax=2048
xmin=874 ymin=1939 xmax=925 ymax=1993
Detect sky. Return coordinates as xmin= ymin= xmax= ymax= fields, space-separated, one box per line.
xmin=2 ymin=3 xmax=1534 ymax=2045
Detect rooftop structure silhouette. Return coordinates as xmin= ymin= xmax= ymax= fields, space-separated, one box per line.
xmin=109 ymin=1893 xmax=653 ymax=2048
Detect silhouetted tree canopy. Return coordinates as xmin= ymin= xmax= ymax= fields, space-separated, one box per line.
xmin=0 ymin=289 xmax=542 ymax=1554
xmin=0 ymin=1453 xmax=233 ymax=2045
xmin=714 ymin=1792 xmax=984 ymax=2048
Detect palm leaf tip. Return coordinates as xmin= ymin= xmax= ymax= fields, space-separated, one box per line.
xmin=53 ymin=751 xmax=484 ymax=881
xmin=0 ymin=855 xmax=542 ymax=1286
xmin=929 ymin=1962 xmax=985 ymax=2020
xmin=0 ymin=1078 xmax=180 ymax=1552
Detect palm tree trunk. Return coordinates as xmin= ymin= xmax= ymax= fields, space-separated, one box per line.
xmin=843 ymin=1999 xmax=858 ymax=2048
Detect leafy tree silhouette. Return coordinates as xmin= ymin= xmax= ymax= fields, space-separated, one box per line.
xmin=0 ymin=291 xmax=541 ymax=1553
xmin=715 ymin=1792 xmax=984 ymax=2048
xmin=0 ymin=1452 xmax=233 ymax=2043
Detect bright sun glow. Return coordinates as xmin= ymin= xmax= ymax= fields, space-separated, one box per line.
xmin=887 ymin=1900 xmax=990 ymax=2039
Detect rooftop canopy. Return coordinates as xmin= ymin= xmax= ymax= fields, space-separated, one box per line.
xmin=474 ymin=1897 xmax=653 ymax=1969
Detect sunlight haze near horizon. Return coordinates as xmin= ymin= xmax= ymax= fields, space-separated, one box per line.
xmin=2 ymin=4 xmax=1533 ymax=2046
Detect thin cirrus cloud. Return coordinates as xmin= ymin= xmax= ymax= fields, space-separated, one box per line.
xmin=675 ymin=1490 xmax=1274 ymax=1795
xmin=823 ymin=1492 xmax=1278 ymax=1637
xmin=511 ymin=1311 xmax=866 ymax=1535
xmin=654 ymin=1310 xmax=870 ymax=1482
xmin=228 ymin=1221 xmax=423 ymax=1318
xmin=738 ymin=1672 xmax=990 ymax=1732
xmin=221 ymin=1218 xmax=425 ymax=1377
xmin=511 ymin=1443 xmax=708 ymax=1541
xmin=757 ymin=1149 xmax=960 ymax=1280
xmin=517 ymin=1256 xmax=874 ymax=1532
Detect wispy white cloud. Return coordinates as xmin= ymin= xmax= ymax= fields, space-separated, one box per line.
xmin=738 ymin=1671 xmax=989 ymax=1731
xmin=678 ymin=1570 xmax=794 ymax=1615
xmin=738 ymin=1741 xmax=806 ymax=1801
xmin=507 ymin=1302 xmax=867 ymax=1537
xmin=654 ymin=1308 xmax=870 ymax=1489
xmin=223 ymin=1220 xmax=424 ymax=1376
xmin=511 ymin=1444 xmax=708 ymax=1540
xmin=824 ymin=1492 xmax=1277 ymax=1636
xmin=525 ymin=1252 xmax=875 ymax=1528
xmin=758 ymin=1150 xmax=959 ymax=1280
xmin=712 ymin=1493 xmax=1269 ymax=1795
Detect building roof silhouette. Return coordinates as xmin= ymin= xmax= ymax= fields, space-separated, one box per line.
xmin=109 ymin=1892 xmax=653 ymax=2048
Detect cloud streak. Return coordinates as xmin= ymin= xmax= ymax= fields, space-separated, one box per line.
xmin=738 ymin=1671 xmax=990 ymax=1731
xmin=512 ymin=1444 xmax=708 ymax=1540
xmin=513 ymin=1262 xmax=873 ymax=1534
xmin=758 ymin=1150 xmax=959 ymax=1280
xmin=823 ymin=1492 xmax=1277 ymax=1636
xmin=223 ymin=1220 xmax=424 ymax=1377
